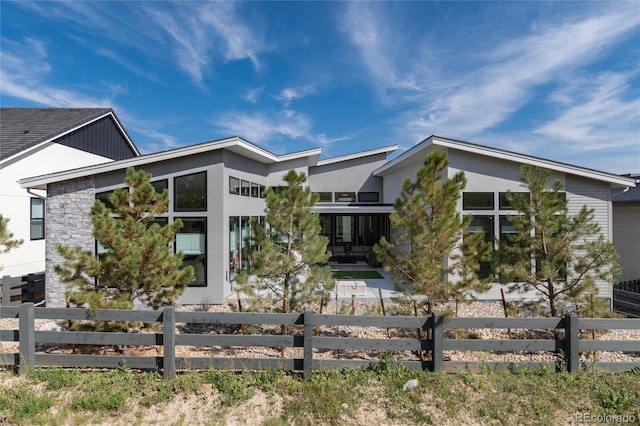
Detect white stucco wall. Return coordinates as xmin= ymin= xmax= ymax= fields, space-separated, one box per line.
xmin=0 ymin=144 xmax=111 ymax=277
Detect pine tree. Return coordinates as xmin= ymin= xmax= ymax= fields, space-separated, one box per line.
xmin=235 ymin=170 xmax=333 ymax=315
xmin=497 ymin=165 xmax=620 ymax=317
xmin=0 ymin=214 xmax=23 ymax=255
xmin=56 ymin=167 xmax=195 ymax=311
xmin=373 ymin=150 xmax=491 ymax=313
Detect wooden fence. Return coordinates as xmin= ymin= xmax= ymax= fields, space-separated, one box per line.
xmin=1 ymin=303 xmax=639 ymax=379
xmin=614 ymin=279 xmax=640 ymax=317
xmin=1 ymin=274 xmax=45 ymax=306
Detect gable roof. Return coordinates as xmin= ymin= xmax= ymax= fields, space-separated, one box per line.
xmin=19 ymin=136 xmax=322 ymax=190
xmin=373 ymin=135 xmax=637 ymax=188
xmin=0 ymin=108 xmax=139 ymax=162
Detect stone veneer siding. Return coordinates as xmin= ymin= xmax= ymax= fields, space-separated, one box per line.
xmin=45 ymin=177 xmax=95 ymax=307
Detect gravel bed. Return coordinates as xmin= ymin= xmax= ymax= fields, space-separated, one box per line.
xmin=1 ymin=301 xmax=638 ymax=365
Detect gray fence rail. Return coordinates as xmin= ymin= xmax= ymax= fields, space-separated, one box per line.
xmin=1 ymin=303 xmax=639 ymax=379
xmin=1 ymin=274 xmax=45 ymax=306
xmin=614 ymin=279 xmax=640 ymax=317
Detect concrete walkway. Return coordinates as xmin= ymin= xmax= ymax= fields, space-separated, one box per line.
xmin=328 ymin=261 xmax=398 ymax=302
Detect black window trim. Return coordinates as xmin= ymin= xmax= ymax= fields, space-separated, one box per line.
xmin=174 ymin=171 xmax=208 ymax=212
xmin=30 ymin=197 xmax=45 ymax=241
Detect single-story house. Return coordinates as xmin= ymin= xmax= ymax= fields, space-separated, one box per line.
xmin=18 ymin=134 xmax=636 ymax=307
xmin=612 ymin=174 xmax=640 ymax=282
xmin=0 ymin=108 xmax=139 ymax=277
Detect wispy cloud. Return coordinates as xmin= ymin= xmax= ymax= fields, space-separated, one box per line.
xmin=274 ymin=84 xmax=317 ymax=107
xmin=0 ymin=37 xmax=111 ymax=107
xmin=212 ymin=110 xmax=313 ymax=147
xmin=244 ymin=86 xmax=266 ymax=103
xmin=341 ymin=2 xmax=640 ymax=155
xmin=145 ymin=2 xmax=264 ymax=86
xmin=11 ymin=1 xmax=266 ymax=88
xmin=534 ymin=71 xmax=640 ymax=150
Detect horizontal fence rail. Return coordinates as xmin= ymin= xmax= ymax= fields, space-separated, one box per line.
xmin=1 ymin=274 xmax=45 ymax=306
xmin=1 ymin=303 xmax=639 ymax=378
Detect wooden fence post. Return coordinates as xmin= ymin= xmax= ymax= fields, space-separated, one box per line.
xmin=19 ymin=302 xmax=35 ymax=374
xmin=431 ymin=313 xmax=443 ymax=372
xmin=163 ymin=307 xmax=176 ymax=379
xmin=2 ymin=275 xmax=11 ymax=306
xmin=564 ymin=314 xmax=579 ymax=373
xmin=303 ymin=309 xmax=314 ymax=379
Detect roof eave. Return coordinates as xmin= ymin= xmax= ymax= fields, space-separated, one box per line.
xmin=373 ymin=135 xmax=637 ymax=188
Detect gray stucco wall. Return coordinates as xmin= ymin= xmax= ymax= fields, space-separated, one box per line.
xmin=613 ymin=203 xmax=640 ymax=282
xmin=45 ymin=177 xmax=96 ymax=307
xmin=308 ymin=153 xmax=387 ymax=195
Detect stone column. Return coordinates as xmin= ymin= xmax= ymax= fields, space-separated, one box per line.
xmin=45 ymin=177 xmax=95 ymax=307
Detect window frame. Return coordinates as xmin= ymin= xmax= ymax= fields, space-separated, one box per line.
xmin=357 ymin=192 xmax=379 ymax=203
xmin=229 ymin=176 xmax=240 ymax=195
xmin=30 ymin=197 xmax=45 ymax=240
xmin=315 ymin=192 xmax=333 ymax=203
xmin=174 ymin=171 xmax=207 ymax=212
xmin=335 ymin=192 xmax=356 ymax=202
xmin=462 ymin=192 xmax=494 ymax=210
xmin=175 ymin=217 xmax=207 ymax=287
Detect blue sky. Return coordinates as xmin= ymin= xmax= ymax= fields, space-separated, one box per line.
xmin=1 ymin=1 xmax=639 ymax=173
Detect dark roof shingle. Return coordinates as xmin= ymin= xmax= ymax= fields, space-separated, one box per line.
xmin=0 ymin=107 xmax=114 ymax=160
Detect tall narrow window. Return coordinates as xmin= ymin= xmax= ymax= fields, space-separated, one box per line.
xmin=30 ymin=198 xmax=45 ymax=240
xmin=176 ymin=218 xmax=207 ymax=286
xmin=229 ymin=177 xmax=240 ymax=195
xmin=251 ymin=182 xmax=259 ymax=198
xmin=241 ymin=180 xmax=250 ymax=196
xmin=467 ymin=215 xmax=494 ymax=279
xmin=174 ymin=172 xmax=207 ymax=211
xmin=229 ymin=217 xmax=240 ymax=282
xmin=241 ymin=216 xmax=251 ymax=271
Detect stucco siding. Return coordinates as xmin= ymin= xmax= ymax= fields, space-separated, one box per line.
xmin=0 ymin=144 xmax=111 ymax=277
xmin=308 ymin=154 xmax=387 ymax=195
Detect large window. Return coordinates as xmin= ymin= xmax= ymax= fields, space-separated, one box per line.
xmin=463 ymin=192 xmax=494 ymax=210
xmin=251 ymin=183 xmax=259 ymax=198
xmin=229 ymin=216 xmax=265 ymax=282
xmin=315 ymin=192 xmax=333 ymax=203
xmin=336 ymin=215 xmax=355 ymax=246
xmin=176 ymin=218 xmax=207 ymax=287
xmin=335 ymin=192 xmax=356 ymax=202
xmin=151 ymin=179 xmax=168 ymax=195
xmin=499 ymin=192 xmax=529 ymax=210
xmin=96 ymin=189 xmax=116 ymax=210
xmin=174 ymin=172 xmax=206 ymax=211
xmin=358 ymin=192 xmax=379 ymax=203
xmin=467 ymin=215 xmax=494 ymax=279
xmin=30 ymin=198 xmax=45 ymax=240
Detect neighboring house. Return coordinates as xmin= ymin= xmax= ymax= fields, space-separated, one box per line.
xmin=612 ymin=174 xmax=640 ymax=282
xmin=18 ymin=134 xmax=635 ymax=307
xmin=0 ymin=108 xmax=139 ymax=277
